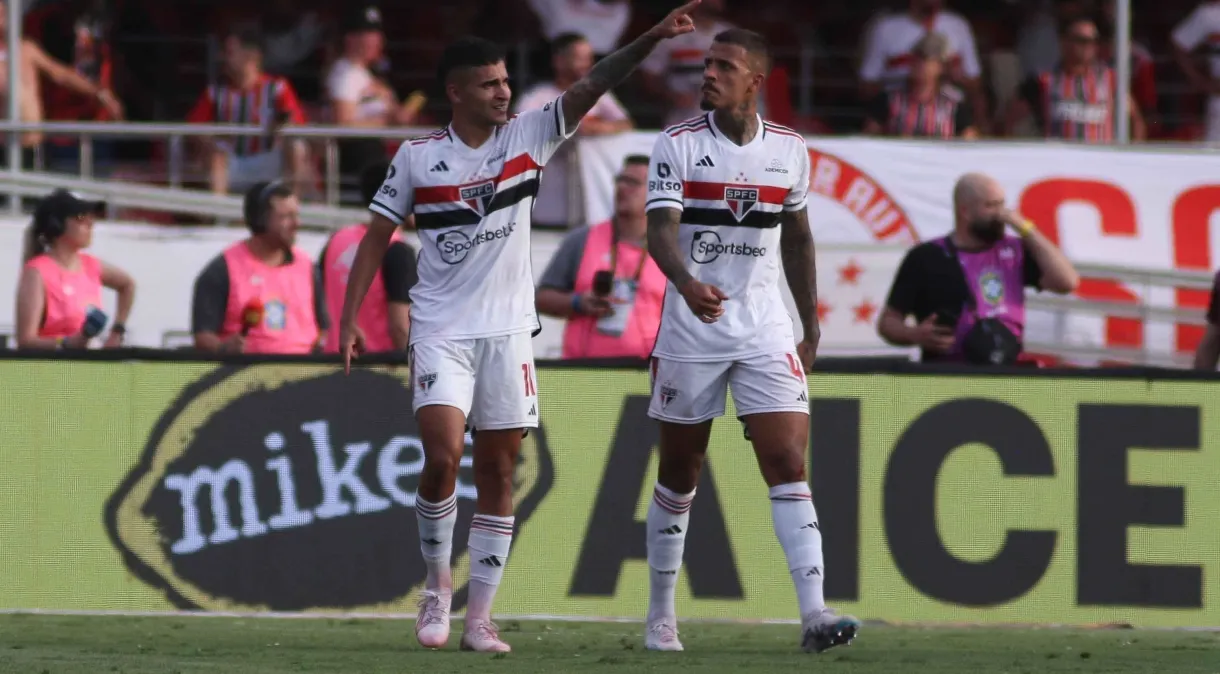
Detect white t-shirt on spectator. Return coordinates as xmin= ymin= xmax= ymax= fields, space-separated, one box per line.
xmin=515 ymin=81 xmax=629 ymax=226
xmin=326 ymin=57 xmax=390 ymax=123
xmin=527 ymin=0 xmax=630 ymax=54
xmin=641 ymin=20 xmax=735 ymax=127
xmin=1172 ymin=0 xmax=1220 ymax=140
xmin=859 ymin=11 xmax=982 ymax=90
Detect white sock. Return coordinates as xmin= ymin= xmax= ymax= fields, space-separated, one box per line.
xmin=465 ymin=513 xmax=514 ymax=622
xmin=769 ymin=482 xmax=826 ymax=617
xmin=415 ymin=493 xmax=457 ymax=592
xmin=646 ymin=484 xmax=695 ymax=623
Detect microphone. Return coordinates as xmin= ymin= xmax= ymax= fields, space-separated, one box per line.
xmin=241 ymin=298 xmax=265 ymax=337
xmin=81 ymin=306 xmax=108 ymax=339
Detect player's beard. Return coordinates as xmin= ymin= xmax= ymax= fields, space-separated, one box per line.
xmin=699 ymin=96 xmax=715 ymax=111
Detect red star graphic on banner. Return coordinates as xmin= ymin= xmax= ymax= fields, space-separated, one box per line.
xmin=852 ymin=299 xmax=876 ymax=324
xmin=817 ymin=302 xmax=831 ymax=322
xmin=838 ymin=259 xmax=863 ymax=285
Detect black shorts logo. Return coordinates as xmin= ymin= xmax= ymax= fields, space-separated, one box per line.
xmin=105 ymin=365 xmax=553 ymax=612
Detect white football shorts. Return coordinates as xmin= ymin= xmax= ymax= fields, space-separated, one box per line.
xmin=409 ymin=332 xmax=539 ymax=431
xmin=647 ymin=351 xmax=811 ymax=424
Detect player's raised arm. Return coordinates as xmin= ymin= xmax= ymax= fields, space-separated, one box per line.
xmin=779 ymin=147 xmax=819 ymax=369
xmin=560 ymin=0 xmax=701 ymax=131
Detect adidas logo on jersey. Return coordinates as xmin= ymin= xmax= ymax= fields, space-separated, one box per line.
xmin=430 ymin=161 xmax=449 ymax=172
xmin=695 ymin=155 xmax=715 ymax=167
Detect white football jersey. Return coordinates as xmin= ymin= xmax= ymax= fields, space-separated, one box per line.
xmin=646 ymin=112 xmax=812 ymax=362
xmin=371 ymin=97 xmax=576 ymax=343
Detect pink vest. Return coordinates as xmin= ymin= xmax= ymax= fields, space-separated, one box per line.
xmin=562 ymin=221 xmax=665 ymax=359
xmin=26 ymin=253 xmax=103 ymax=339
xmin=220 ymin=241 xmax=318 ymax=354
xmin=322 ymin=224 xmax=403 ymax=353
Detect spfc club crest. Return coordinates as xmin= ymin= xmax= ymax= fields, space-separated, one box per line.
xmin=724 ymin=186 xmax=758 ymax=222
xmin=659 ymin=384 xmax=679 ymax=409
xmin=418 ymin=373 xmax=437 ymax=392
xmin=460 ymin=181 xmax=495 ymax=216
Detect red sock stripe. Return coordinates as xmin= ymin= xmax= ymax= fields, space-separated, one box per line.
xmin=470 ymin=516 xmax=515 ymax=536
xmin=653 ymin=488 xmax=693 ymax=514
xmin=416 ymin=497 xmax=458 ymax=518
xmin=417 ymin=500 xmax=458 ymax=520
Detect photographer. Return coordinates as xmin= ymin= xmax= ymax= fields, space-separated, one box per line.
xmin=877 ymin=172 xmax=1079 ymax=364
xmin=15 ymin=190 xmax=135 ymax=350
xmin=535 ymin=155 xmax=664 ymax=359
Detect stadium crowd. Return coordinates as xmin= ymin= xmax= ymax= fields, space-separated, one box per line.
xmin=7 ymin=0 xmax=1220 ymax=196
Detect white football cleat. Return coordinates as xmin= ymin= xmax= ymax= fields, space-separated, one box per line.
xmin=460 ymin=618 xmax=511 ymax=653
xmin=801 ymin=608 xmax=860 ymax=654
xmin=415 ymin=590 xmax=451 ymax=649
xmin=645 ymin=618 xmax=684 ymax=652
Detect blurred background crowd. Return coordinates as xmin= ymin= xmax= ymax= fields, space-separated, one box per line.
xmin=8 ymin=0 xmax=1219 ymax=211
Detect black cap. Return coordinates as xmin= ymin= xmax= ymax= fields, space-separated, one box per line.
xmin=342 ymin=5 xmax=383 ymax=34
xmin=35 ymin=189 xmax=105 ymax=227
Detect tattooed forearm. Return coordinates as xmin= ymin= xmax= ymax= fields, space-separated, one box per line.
xmin=647 ymin=208 xmax=694 ymax=290
xmin=779 ymin=208 xmax=818 ymax=340
xmin=563 ymin=33 xmax=662 ymax=130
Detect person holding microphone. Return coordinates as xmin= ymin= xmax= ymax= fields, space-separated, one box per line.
xmin=14 ymin=189 xmax=135 ymax=350
xmin=191 ymin=180 xmax=328 ymax=354
xmin=318 ymin=162 xmax=417 ymax=354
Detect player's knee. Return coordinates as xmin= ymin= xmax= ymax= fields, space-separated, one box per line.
xmin=422 ymin=444 xmax=463 ymax=482
xmin=474 ymin=457 xmax=514 ymax=495
xmin=759 ymin=450 xmax=806 ymax=486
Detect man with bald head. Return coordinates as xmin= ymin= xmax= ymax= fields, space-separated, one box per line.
xmin=878 ymin=172 xmax=1079 ymax=364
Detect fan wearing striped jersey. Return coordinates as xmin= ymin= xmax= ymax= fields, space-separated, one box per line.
xmin=642 ymin=29 xmax=861 ymax=654
xmin=336 ymin=0 xmax=705 ymax=654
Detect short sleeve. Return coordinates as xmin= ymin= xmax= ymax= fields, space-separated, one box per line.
xmin=191 ymin=255 xmax=230 ymax=334
xmin=645 ymin=132 xmax=685 ymax=213
xmin=1173 ymin=7 xmax=1210 ymax=51
xmin=885 ymin=247 xmax=926 ymax=316
xmin=369 ymin=143 xmax=413 ymax=225
xmin=1206 ymin=273 xmax=1220 ymax=325
xmin=381 ymin=240 xmax=419 ymax=304
xmin=784 ymin=141 xmax=811 ymax=211
xmin=1022 ymin=241 xmax=1044 ymax=289
xmin=515 ymin=95 xmax=579 ymax=165
xmin=953 ymin=18 xmax=982 ymax=79
xmin=538 ymin=226 xmax=591 ymax=292
xmin=327 ymin=64 xmax=363 ymax=103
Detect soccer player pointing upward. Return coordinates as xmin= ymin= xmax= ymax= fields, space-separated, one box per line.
xmin=338 ymin=1 xmax=704 ymax=654
xmin=643 ymin=29 xmax=860 ymax=653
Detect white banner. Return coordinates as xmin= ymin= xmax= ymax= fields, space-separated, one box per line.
xmin=580 ymin=134 xmax=1220 ymax=356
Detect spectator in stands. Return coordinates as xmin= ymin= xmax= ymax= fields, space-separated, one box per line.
xmin=15 ymin=189 xmax=134 ymax=350
xmin=187 ymin=27 xmax=313 ymax=196
xmin=863 ymin=32 xmax=978 ymax=139
xmin=877 ymin=172 xmax=1078 ymax=365
xmin=859 ymin=0 xmax=988 ymax=134
xmin=640 ymin=0 xmax=736 ymax=127
xmin=526 ymin=0 xmax=630 ymax=56
xmin=1016 ymin=0 xmax=1094 ymax=77
xmin=535 ymin=155 xmax=664 ymax=360
xmin=318 ymin=162 xmax=417 ymax=354
xmin=326 ymin=5 xmax=426 ymax=192
xmin=1171 ymin=0 xmax=1220 ymax=141
xmin=190 ymin=181 xmax=328 ymax=354
xmin=1004 ymin=15 xmax=1146 ymax=142
xmin=515 ymin=32 xmax=633 ymax=229
xmin=1193 ymin=268 xmax=1220 ymax=369
xmin=0 ymin=0 xmax=122 ymax=157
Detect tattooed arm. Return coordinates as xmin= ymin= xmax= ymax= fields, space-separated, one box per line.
xmin=647 ymin=208 xmax=695 ymax=289
xmin=561 ymin=0 xmax=700 ymax=130
xmin=779 ymin=207 xmax=819 ymax=343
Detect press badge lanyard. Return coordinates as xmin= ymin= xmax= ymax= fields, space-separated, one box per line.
xmin=608 ymin=230 xmax=648 ymax=283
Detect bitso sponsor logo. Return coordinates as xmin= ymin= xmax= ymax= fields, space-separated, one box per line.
xmin=105 ymin=365 xmax=553 ymax=611
xmin=690 ymin=230 xmax=767 ymax=264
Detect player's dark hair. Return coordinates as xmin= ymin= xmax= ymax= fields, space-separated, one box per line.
xmin=1058 ymin=13 xmax=1097 ymax=37
xmin=713 ymin=28 xmax=771 ymax=73
xmin=437 ymin=36 xmax=505 ymax=86
xmin=359 ymin=161 xmax=391 ymax=207
xmin=550 ymin=32 xmax=588 ymax=56
xmin=623 ymin=154 xmax=650 ymax=167
xmin=243 ymin=180 xmax=294 ymax=233
xmin=224 ymin=25 xmax=263 ymax=53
